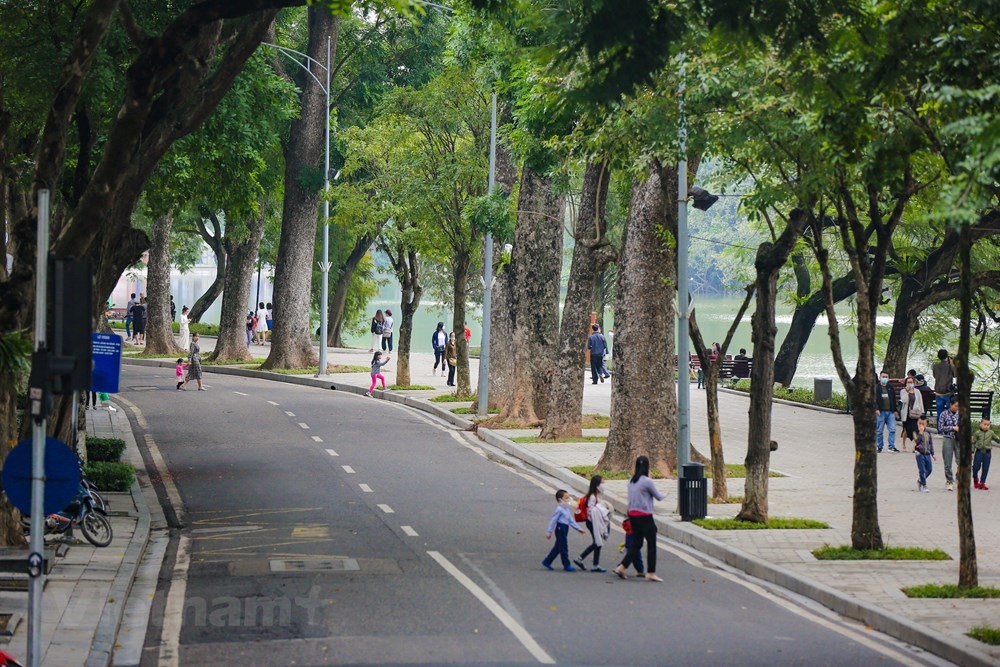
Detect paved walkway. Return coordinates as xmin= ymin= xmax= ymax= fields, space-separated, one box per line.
xmin=47 ymin=334 xmax=1000 ymax=665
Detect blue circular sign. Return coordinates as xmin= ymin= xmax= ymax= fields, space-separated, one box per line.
xmin=2 ymin=437 xmax=81 ymax=516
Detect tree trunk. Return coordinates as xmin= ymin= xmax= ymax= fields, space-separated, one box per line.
xmin=497 ymin=168 xmax=564 ymax=422
xmin=263 ymin=9 xmax=339 ymax=370
xmin=328 ymin=233 xmax=375 ymax=348
xmin=453 ymin=252 xmax=472 ymax=396
xmin=956 ymin=223 xmax=977 ymax=588
xmin=144 ymin=212 xmax=184 ymax=355
xmin=211 ymin=206 xmax=267 ymax=361
xmin=738 ymin=210 xmax=807 ymax=522
xmin=597 ymin=162 xmax=677 ymax=475
xmin=882 ymin=274 xmax=923 ymax=378
xmin=541 ymin=161 xmax=615 ymax=439
xmin=0 ymin=368 xmax=26 ymax=546
xmin=773 ymin=273 xmax=857 ymax=387
xmin=188 ymin=215 xmax=226 ymax=323
xmin=393 ymin=248 xmax=422 ymax=388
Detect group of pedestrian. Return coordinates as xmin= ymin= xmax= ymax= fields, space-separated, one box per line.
xmin=370 ymin=309 xmax=394 ymax=352
xmin=874 ymin=348 xmax=992 ymax=493
xmin=124 ymin=293 xmax=148 ymax=345
xmin=431 ymin=321 xmax=457 ymax=386
xmin=175 ymin=332 xmax=205 ymax=391
xmin=542 ymin=456 xmax=664 ymax=583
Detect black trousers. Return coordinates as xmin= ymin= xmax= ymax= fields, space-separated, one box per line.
xmin=619 ymin=514 xmax=657 ymax=574
xmin=434 ymin=348 xmax=445 ymax=370
xmin=381 ymin=335 xmax=393 ymax=352
xmin=579 ymin=519 xmax=602 ymax=565
xmin=447 ymin=362 xmax=456 ymax=386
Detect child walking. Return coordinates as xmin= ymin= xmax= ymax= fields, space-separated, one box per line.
xmin=914 ymin=416 xmax=936 ymax=493
xmin=175 ymin=358 xmax=188 ymax=390
xmin=574 ymin=475 xmax=610 ymax=572
xmin=542 ymin=490 xmax=587 ymax=572
xmin=972 ymin=417 xmax=993 ymax=490
xmin=366 ymin=351 xmax=391 ymax=397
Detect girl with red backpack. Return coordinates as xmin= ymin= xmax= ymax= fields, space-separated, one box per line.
xmin=573 ymin=475 xmax=610 ymax=572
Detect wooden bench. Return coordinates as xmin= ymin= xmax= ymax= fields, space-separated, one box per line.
xmin=721 ymin=358 xmax=752 ymax=380
xmin=887 ymin=379 xmax=994 ymax=421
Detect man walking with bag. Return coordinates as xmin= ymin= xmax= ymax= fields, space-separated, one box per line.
xmin=588 ymin=324 xmax=611 ymax=385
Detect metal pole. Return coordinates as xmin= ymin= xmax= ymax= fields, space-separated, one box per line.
xmin=317 ymin=35 xmax=332 ymax=377
xmin=28 ymin=189 xmax=50 ymax=667
xmin=677 ymin=54 xmax=691 ymax=483
xmin=476 ymin=92 xmax=497 ymax=416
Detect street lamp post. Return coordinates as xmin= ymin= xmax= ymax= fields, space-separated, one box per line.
xmin=262 ymin=38 xmax=333 ymax=377
xmin=477 ymin=91 xmax=497 ymax=416
xmin=677 ymin=53 xmax=692 ymax=481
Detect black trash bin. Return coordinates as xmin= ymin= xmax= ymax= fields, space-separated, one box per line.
xmin=679 ymin=463 xmax=707 ymax=521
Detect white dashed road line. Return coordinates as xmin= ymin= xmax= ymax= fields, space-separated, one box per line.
xmin=359 ymin=484 xmax=373 ymax=493
xmin=267 ymin=401 xmax=279 ymax=406
xmin=342 ymin=465 xmax=355 ymax=474
xmin=311 ymin=436 xmax=323 ymax=442
xmin=326 ymin=449 xmax=339 ymax=457
xmin=233 ymin=391 xmax=248 ymax=396
xmin=401 ymin=526 xmax=418 ymax=537
xmin=285 ymin=411 xmax=295 ymax=417
xmin=298 ymin=422 xmax=310 ymax=430
xmin=377 ymin=504 xmax=394 ymax=514
xmin=427 ymin=551 xmax=554 ymax=664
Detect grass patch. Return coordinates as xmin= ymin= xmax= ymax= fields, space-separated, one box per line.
xmin=430 ymin=393 xmax=477 ymax=403
xmin=708 ymin=496 xmax=744 ymax=504
xmin=390 ymin=384 xmax=435 ymax=390
xmin=702 ymin=463 xmax=785 ymax=479
xmin=731 ymin=379 xmax=848 ymax=411
xmin=203 ymin=357 xmax=267 ymax=366
xmin=968 ymin=626 xmax=1000 ymax=645
xmin=693 ymin=517 xmax=830 ymax=530
xmin=581 ymin=414 xmax=611 ymax=428
xmin=510 ymin=435 xmax=607 ymax=444
xmin=813 ymin=545 xmax=951 ymax=561
xmin=122 ymin=351 xmax=178 ymax=359
xmin=257 ymin=364 xmax=369 ymax=375
xmin=568 ymin=466 xmax=666 ymax=480
xmin=903 ymin=583 xmax=1000 ymax=599
xmin=451 ymin=406 xmax=499 ymax=414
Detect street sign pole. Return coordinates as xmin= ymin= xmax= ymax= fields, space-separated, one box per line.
xmin=28 ymin=189 xmax=50 ymax=667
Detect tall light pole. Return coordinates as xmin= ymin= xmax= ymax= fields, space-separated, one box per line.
xmin=262 ymin=38 xmax=333 ymax=377
xmin=477 ymin=91 xmax=497 ymax=416
xmin=677 ymin=53 xmax=692 ymax=479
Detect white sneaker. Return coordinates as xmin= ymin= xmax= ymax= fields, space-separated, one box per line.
xmin=947 ymin=483 xmax=954 ymax=492
xmin=921 ymin=486 xmax=930 ymax=493
xmin=365 ymin=391 xmax=373 ymax=397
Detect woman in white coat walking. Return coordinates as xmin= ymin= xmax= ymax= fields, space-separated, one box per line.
xmin=177 ymin=306 xmax=191 ymax=350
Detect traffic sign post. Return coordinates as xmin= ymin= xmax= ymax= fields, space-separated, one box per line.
xmin=90 ymin=333 xmax=122 ymax=393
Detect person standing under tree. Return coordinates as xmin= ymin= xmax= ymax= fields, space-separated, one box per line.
xmin=369 ymin=310 xmax=384 ymax=353
xmin=432 ymin=322 xmax=448 ymax=376
xmin=178 ymin=306 xmax=191 ymax=350
xmin=874 ymin=370 xmax=899 ymax=453
xmin=255 ymin=302 xmax=269 ymax=345
xmin=937 ymin=397 xmax=960 ymax=491
xmin=587 ymin=324 xmax=611 ymax=384
xmin=932 ymin=349 xmax=955 ymax=418
xmin=125 ymin=292 xmax=136 ymax=340
xmin=445 ymin=332 xmax=457 ymax=387
xmin=382 ymin=309 xmax=394 ymax=352
xmin=972 ymin=417 xmax=993 ymax=490
xmin=898 ymin=376 xmax=924 ymax=453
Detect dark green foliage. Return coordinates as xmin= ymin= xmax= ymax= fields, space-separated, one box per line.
xmin=967 ymin=626 xmax=1000 ymax=645
xmin=463 ymin=192 xmax=515 ymax=242
xmin=85 ymin=437 xmax=126 ymax=463
xmin=84 ymin=462 xmax=135 ymax=492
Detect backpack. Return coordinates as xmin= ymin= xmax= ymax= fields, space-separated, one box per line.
xmin=372 ymin=319 xmax=384 ymax=335
xmin=574 ymin=496 xmax=588 ymax=522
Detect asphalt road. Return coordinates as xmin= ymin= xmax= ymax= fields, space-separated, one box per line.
xmin=120 ymin=365 xmax=948 ymax=667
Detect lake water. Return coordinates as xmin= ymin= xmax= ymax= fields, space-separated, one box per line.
xmin=344 ymin=295 xmax=891 ymax=388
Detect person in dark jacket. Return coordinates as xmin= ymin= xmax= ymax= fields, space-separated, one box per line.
xmin=432 ymin=322 xmax=448 ymax=376
xmin=932 ymin=349 xmax=955 ymax=418
xmin=874 ymin=370 xmax=899 ymax=453
xmin=588 ymin=324 xmax=611 ymax=385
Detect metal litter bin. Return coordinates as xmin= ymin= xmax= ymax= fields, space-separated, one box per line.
xmin=679 ymin=463 xmax=707 ymax=521
xmin=814 ymin=377 xmax=833 ymax=402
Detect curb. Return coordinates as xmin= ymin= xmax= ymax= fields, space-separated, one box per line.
xmin=118 ymin=357 xmax=994 ymax=666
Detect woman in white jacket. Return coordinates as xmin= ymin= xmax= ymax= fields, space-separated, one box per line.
xmin=573 ymin=476 xmax=610 ymax=572
xmin=899 ymin=378 xmax=925 ymax=452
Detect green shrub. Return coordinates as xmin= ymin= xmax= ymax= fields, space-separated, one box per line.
xmin=84 ymin=461 xmax=135 ymax=492
xmin=430 ymin=393 xmax=477 ymax=403
xmin=730 ymin=379 xmax=848 ymax=411
xmin=85 ymin=437 xmax=126 ymax=463
xmin=451 ymin=406 xmax=499 ymax=414
xmin=189 ymin=322 xmax=220 ymax=336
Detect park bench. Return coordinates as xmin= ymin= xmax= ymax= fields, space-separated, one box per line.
xmin=720 ymin=358 xmax=753 ymax=380
xmin=887 ymin=379 xmax=994 ymax=421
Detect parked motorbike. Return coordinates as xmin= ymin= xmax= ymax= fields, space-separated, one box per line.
xmin=21 ymin=485 xmax=113 ymax=547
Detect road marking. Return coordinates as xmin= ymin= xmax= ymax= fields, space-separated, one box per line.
xmin=342 ymin=465 xmax=355 ymax=473
xmin=401 ymin=525 xmax=418 ymax=537
xmin=298 ymin=422 xmax=310 ymax=430
xmin=377 ymin=504 xmax=394 ymax=514
xmin=285 ymin=411 xmax=296 ymax=417
xmin=268 ymin=401 xmax=279 ymax=406
xmin=427 ymin=551 xmax=554 ymax=664
xmin=233 ymin=391 xmax=248 ymax=396
xmin=292 ymin=525 xmax=330 ymax=538
xmin=359 ymin=484 xmax=373 ymax=493
xmin=312 ymin=436 xmax=323 ymax=442
xmin=326 ymin=449 xmax=339 ymax=457
xmin=157 ymin=535 xmax=191 ymax=667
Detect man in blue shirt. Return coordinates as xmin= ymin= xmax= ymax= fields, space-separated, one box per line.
xmin=588 ymin=324 xmax=611 ymax=385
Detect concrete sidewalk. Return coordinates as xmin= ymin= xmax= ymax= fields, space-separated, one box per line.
xmin=124 ymin=335 xmax=1000 ymax=665
xmin=0 ymin=406 xmax=150 ymax=667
